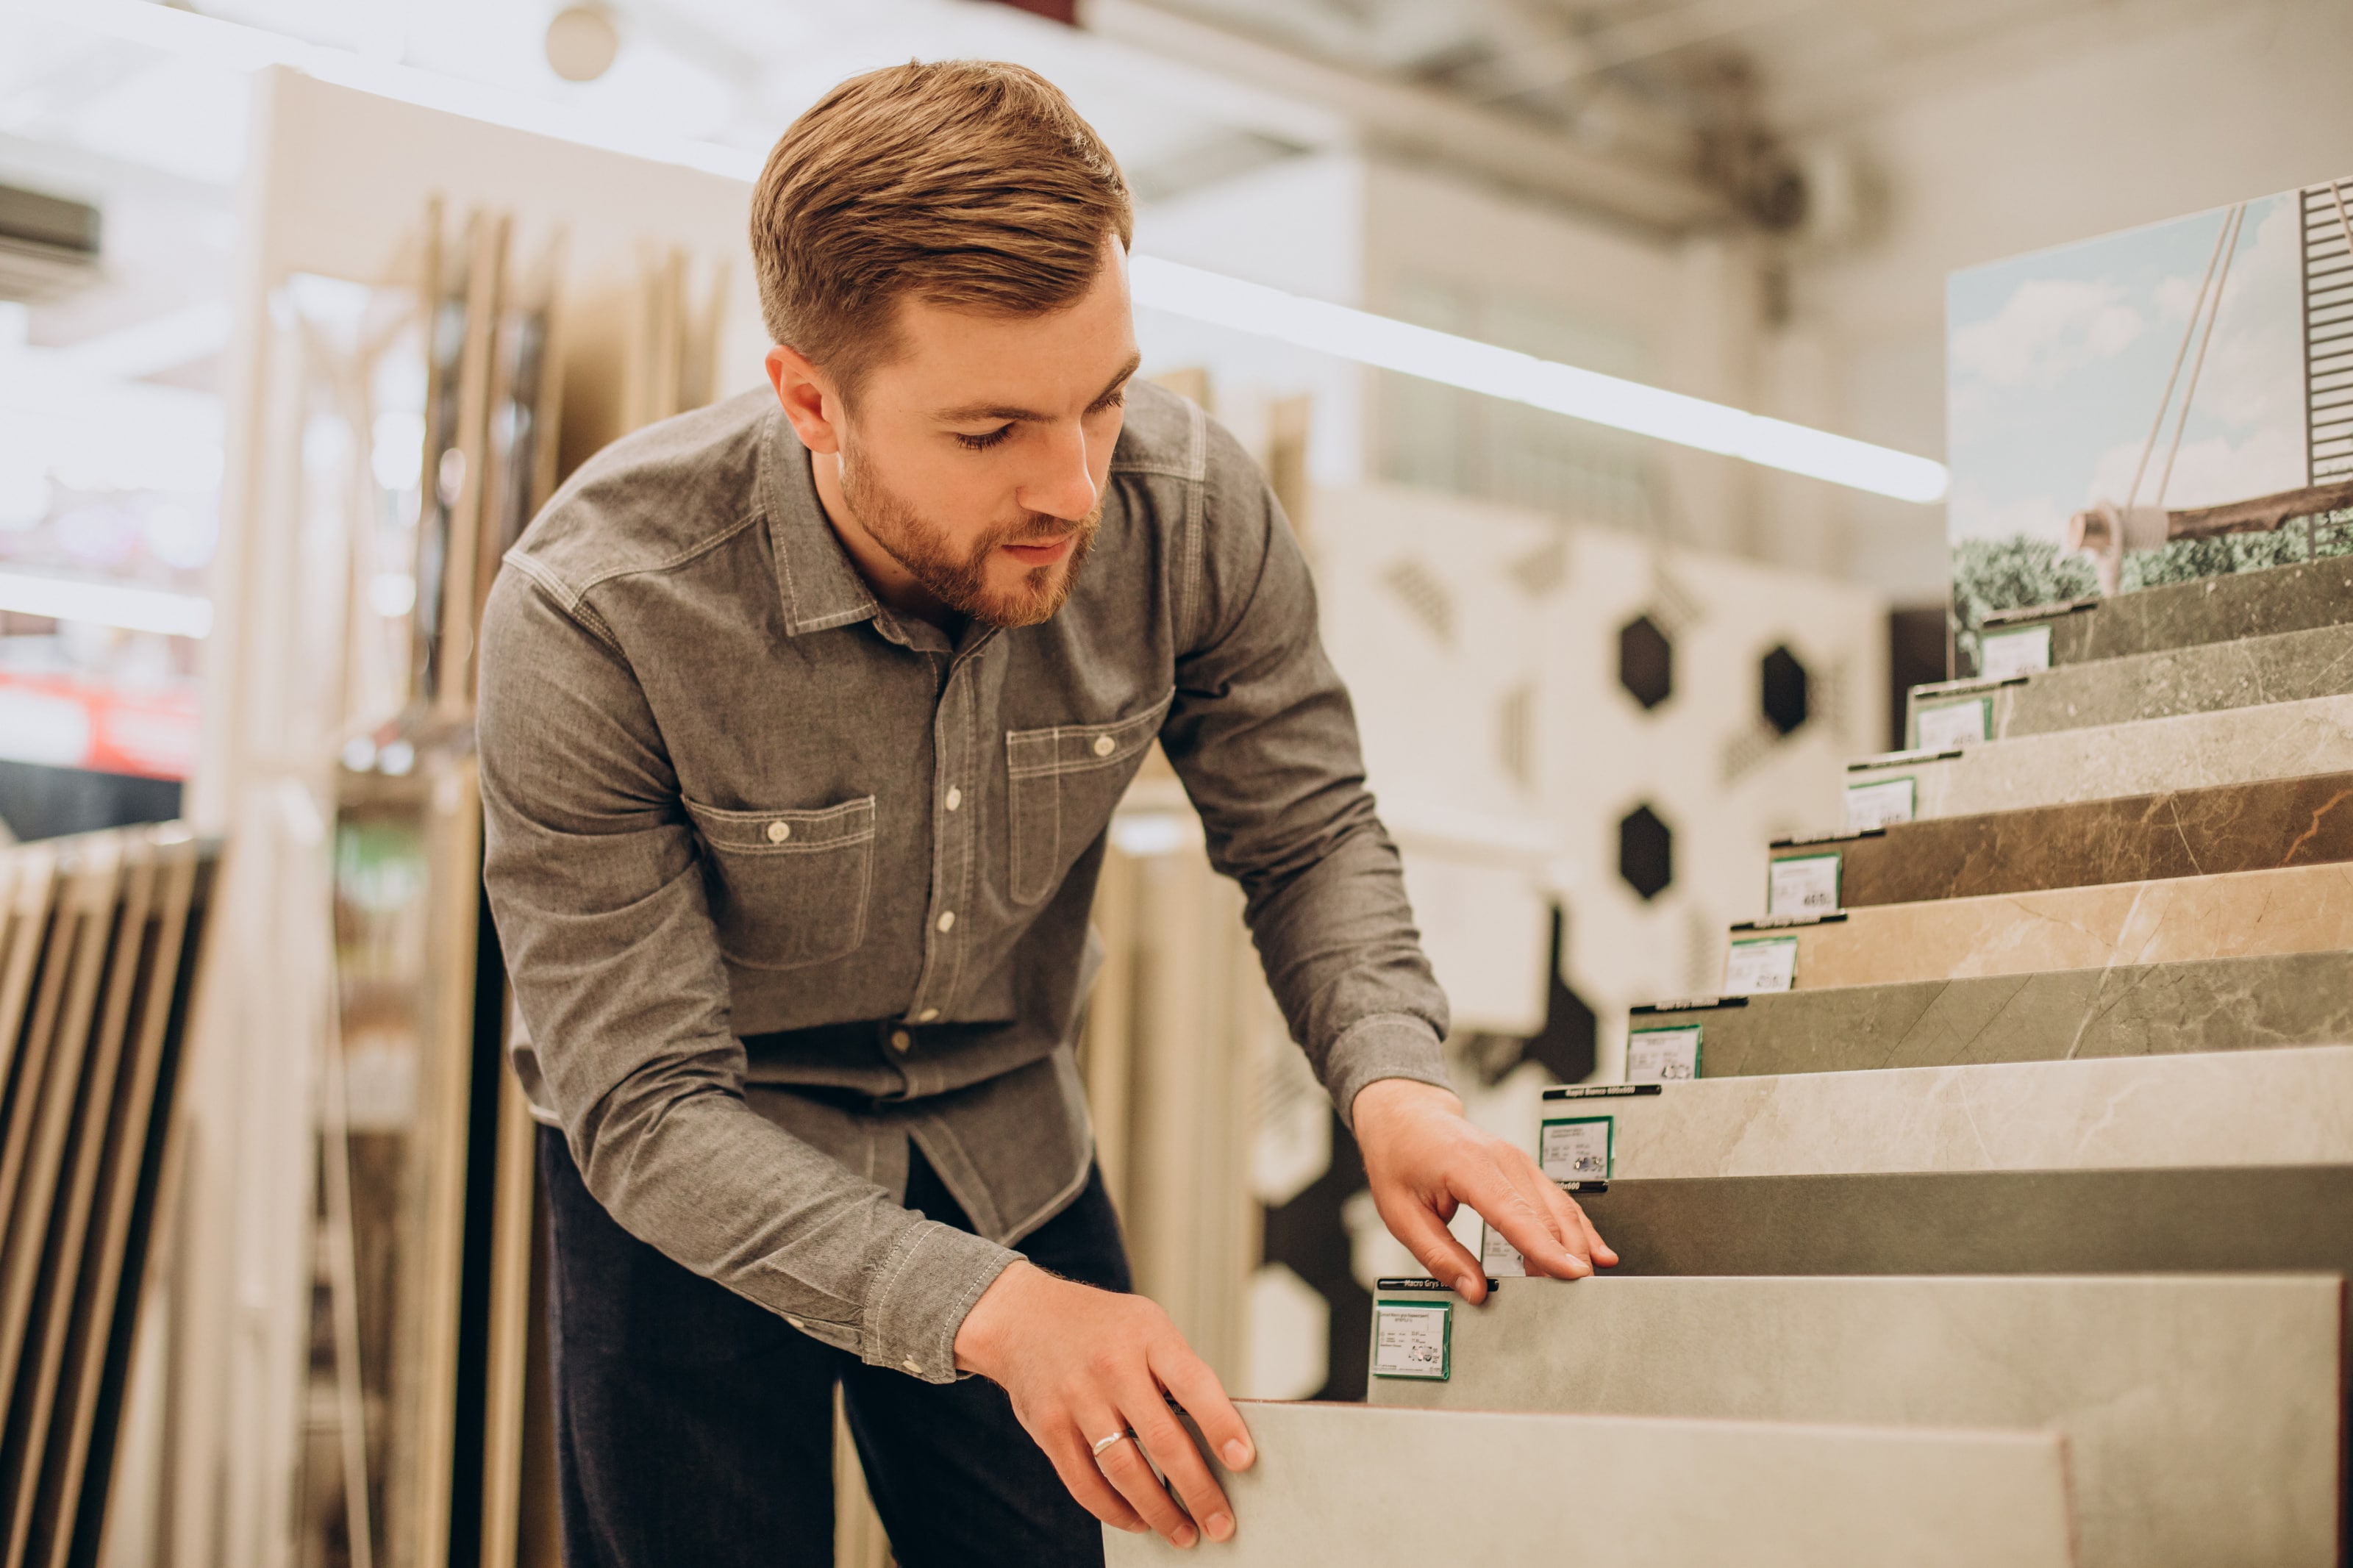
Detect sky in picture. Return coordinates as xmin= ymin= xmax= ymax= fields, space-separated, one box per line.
xmin=1946 ymin=187 xmax=2308 ymax=548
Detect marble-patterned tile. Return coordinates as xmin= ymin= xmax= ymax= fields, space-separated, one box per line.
xmin=1102 ymin=1399 xmax=2074 ymax=1568
xmin=1763 ymin=861 xmax=2353 ymax=989
xmin=1987 ymin=555 xmax=2353 ymax=670
xmin=1654 ymin=951 xmax=2353 ymax=1077
xmin=1847 ymin=692 xmax=2353 ymax=823
xmin=1910 ymin=621 xmax=2353 ymax=747
xmin=1777 ymin=772 xmax=2353 ymax=904
xmin=1589 ymin=1045 xmax=2353 ymax=1179
xmin=1368 ymin=1274 xmax=2343 ymax=1568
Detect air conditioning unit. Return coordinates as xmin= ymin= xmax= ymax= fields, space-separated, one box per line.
xmin=0 ymin=183 xmax=101 ymax=301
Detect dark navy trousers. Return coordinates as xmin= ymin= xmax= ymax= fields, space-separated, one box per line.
xmin=540 ymin=1126 xmax=1132 ymax=1567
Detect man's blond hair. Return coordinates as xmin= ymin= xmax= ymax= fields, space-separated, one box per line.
xmin=751 ymin=61 xmax=1133 ymax=397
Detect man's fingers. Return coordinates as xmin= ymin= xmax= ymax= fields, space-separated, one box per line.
xmin=1126 ymin=1389 xmax=1235 ymax=1543
xmin=1457 ymin=1156 xmax=1590 ymax=1281
xmin=1088 ymin=1414 xmax=1197 ymax=1547
xmin=1042 ymin=1428 xmax=1149 ymax=1535
xmin=1379 ymin=1189 xmax=1489 ymax=1302
xmin=1149 ymin=1339 xmax=1256 ymax=1472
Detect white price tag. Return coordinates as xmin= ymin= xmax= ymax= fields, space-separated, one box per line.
xmin=1539 ymin=1116 xmax=1612 ymax=1180
xmin=1626 ymin=1025 xmax=1701 ymax=1083
xmin=1371 ymin=1300 xmax=1452 ymax=1379
xmin=1481 ymin=1220 xmax=1525 ymax=1278
xmin=1724 ymin=936 xmax=1799 ymax=995
xmin=1914 ymin=696 xmax=1990 ymax=751
xmin=1844 ymin=776 xmax=1916 ymax=832
xmin=1978 ymin=623 xmax=2052 ymax=679
xmin=1767 ymin=853 xmax=1840 ymax=917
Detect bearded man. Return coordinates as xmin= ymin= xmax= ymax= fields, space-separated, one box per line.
xmin=476 ymin=58 xmax=1611 ymax=1568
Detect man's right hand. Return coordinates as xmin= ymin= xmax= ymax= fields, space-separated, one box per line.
xmin=954 ymin=1261 xmax=1254 ymax=1549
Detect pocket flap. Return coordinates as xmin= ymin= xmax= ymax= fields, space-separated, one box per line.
xmin=1006 ymin=689 xmax=1175 ymax=779
xmin=684 ymin=795 xmax=877 ymax=854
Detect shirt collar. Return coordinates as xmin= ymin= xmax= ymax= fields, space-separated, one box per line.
xmin=760 ymin=405 xmax=880 ymax=638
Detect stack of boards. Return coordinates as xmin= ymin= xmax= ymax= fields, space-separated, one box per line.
xmin=0 ymin=827 xmax=215 ymax=1567
xmin=1113 ymin=547 xmax=2353 ymax=1565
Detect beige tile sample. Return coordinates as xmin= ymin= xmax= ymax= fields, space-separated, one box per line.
xmin=1592 ymin=1045 xmax=2353 ymax=1179
xmin=1367 ymin=1275 xmax=2342 ymax=1568
xmin=1770 ymin=860 xmax=2353 ymax=989
xmin=1102 ymin=1399 xmax=2076 ymax=1568
xmin=1846 ymin=691 xmax=2353 ymax=823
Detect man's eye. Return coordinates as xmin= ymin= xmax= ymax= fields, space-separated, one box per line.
xmin=955 ymin=425 xmax=1014 ymax=451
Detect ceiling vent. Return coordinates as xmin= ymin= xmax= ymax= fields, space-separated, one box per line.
xmin=0 ymin=184 xmax=101 ymax=302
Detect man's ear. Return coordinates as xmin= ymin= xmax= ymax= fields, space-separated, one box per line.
xmin=765 ymin=343 xmax=842 ymax=456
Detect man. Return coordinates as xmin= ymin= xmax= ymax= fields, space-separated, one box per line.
xmin=478 ymin=59 xmax=1613 ymax=1568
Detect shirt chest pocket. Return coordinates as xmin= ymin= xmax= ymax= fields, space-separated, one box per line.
xmin=682 ymin=795 xmax=876 ymax=970
xmin=1004 ymin=689 xmax=1175 ymax=906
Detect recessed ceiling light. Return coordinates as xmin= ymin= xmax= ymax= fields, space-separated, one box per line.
xmin=545 ymin=6 xmax=620 ymax=84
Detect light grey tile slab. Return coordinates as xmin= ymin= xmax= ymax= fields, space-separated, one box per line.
xmin=1584 ymin=1045 xmax=2353 ymax=1180
xmin=1369 ymin=1274 xmax=2342 ymax=1568
xmin=1102 ymin=1399 xmax=2076 ymax=1568
xmin=1847 ymin=692 xmax=2353 ymax=822
xmin=1649 ymin=952 xmax=2353 ymax=1076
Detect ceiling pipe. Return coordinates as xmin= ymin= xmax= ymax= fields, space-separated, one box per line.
xmin=1080 ymin=0 xmax=1731 ymax=233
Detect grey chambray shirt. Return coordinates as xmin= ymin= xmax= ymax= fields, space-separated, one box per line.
xmin=476 ymin=378 xmax=1451 ymax=1386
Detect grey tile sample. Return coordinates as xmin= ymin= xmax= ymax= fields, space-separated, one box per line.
xmin=1368 ymin=1274 xmax=2343 ymax=1568
xmin=1649 ymin=951 xmax=2353 ymax=1077
xmin=1993 ymin=555 xmax=2353 ymax=670
xmin=1101 ymin=1400 xmax=2076 ymax=1568
xmin=1909 ymin=621 xmax=2353 ymax=747
xmin=1596 ymin=1045 xmax=2353 ymax=1180
xmin=1849 ymin=692 xmax=2353 ymax=821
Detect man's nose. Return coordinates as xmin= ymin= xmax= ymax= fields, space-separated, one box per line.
xmin=1018 ymin=419 xmax=1100 ymax=523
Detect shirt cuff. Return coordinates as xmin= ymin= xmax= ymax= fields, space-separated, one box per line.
xmin=1324 ymin=1014 xmax=1454 ymax=1131
xmin=860 ymin=1217 xmax=1021 ymax=1384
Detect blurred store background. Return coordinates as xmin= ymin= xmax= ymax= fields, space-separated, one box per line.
xmin=0 ymin=1 xmax=2346 ymax=1565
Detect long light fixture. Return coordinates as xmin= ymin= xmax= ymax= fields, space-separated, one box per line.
xmin=47 ymin=1 xmax=1947 ymax=504
xmin=1131 ymin=256 xmax=1949 ymax=504
xmin=0 ymin=570 xmax=214 ymax=639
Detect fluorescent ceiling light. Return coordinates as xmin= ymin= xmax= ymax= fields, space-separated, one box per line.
xmin=0 ymin=570 xmax=214 ymax=638
xmin=1130 ymin=256 xmax=1949 ymax=504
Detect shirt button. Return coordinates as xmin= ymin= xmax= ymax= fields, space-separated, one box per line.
xmin=918 ymin=1007 xmax=940 ymax=1022
xmin=945 ymin=787 xmax=963 ymax=812
xmin=785 ymin=1315 xmax=806 ymax=1330
xmin=890 ymin=1029 xmax=911 ymax=1053
xmin=1092 ymin=734 xmax=1115 ymax=757
xmin=936 ymin=910 xmax=955 ymax=933
xmin=902 ymin=1358 xmax=924 ymax=1375
xmin=765 ymin=820 xmax=792 ymax=843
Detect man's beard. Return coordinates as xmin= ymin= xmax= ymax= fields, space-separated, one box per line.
xmin=838 ymin=443 xmax=1101 ymax=629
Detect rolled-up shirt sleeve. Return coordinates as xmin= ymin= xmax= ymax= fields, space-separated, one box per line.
xmin=476 ymin=567 xmax=1011 ymax=1381
xmin=1156 ymin=423 xmax=1455 ymax=1125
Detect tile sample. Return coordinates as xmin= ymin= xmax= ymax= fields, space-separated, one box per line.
xmin=1652 ymin=951 xmax=2353 ymax=1077
xmin=1102 ymin=1400 xmax=2074 ymax=1568
xmin=1995 ymin=555 xmax=2353 ymax=670
xmin=1909 ymin=621 xmax=2353 ymax=747
xmin=1759 ymin=860 xmax=2353 ymax=990
xmin=1586 ymin=1045 xmax=2353 ymax=1180
xmin=1369 ymin=1274 xmax=2343 ymax=1568
xmin=1846 ymin=691 xmax=2353 ymax=823
xmin=1779 ymin=771 xmax=2353 ymax=904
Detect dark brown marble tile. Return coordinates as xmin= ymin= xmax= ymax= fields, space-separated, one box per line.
xmin=1771 ymin=770 xmax=2353 ymax=903
xmin=1976 ymin=554 xmax=2353 ymax=671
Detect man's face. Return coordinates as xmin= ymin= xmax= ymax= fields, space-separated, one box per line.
xmin=823 ymin=239 xmax=1140 ymax=629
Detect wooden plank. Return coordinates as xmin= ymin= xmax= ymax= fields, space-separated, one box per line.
xmin=0 ymin=837 xmax=154 ymax=1568
xmin=474 ymin=1056 xmax=535 ymax=1568
xmin=35 ymin=833 xmax=204 ymax=1567
xmin=0 ymin=849 xmax=61 ymax=1115
xmin=0 ymin=842 xmax=124 ymax=1408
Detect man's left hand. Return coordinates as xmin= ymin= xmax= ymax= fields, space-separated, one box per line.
xmin=1352 ymin=1078 xmax=1617 ymax=1303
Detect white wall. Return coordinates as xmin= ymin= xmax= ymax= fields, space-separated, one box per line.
xmin=1789 ymin=0 xmax=2353 ymax=602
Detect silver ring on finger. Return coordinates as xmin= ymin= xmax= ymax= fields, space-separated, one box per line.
xmin=1091 ymin=1429 xmax=1133 ymax=1460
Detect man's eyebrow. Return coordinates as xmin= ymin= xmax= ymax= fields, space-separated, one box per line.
xmin=932 ymin=353 xmax=1143 ymax=424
